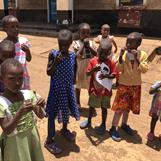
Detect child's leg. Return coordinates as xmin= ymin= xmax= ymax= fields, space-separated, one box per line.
xmin=122 ymin=110 xmax=129 ymax=125
xmin=47 ymin=114 xmax=56 ymax=143
xmin=121 ymin=110 xmax=134 ymax=135
xmin=45 ymin=114 xmax=62 ymax=154
xmin=80 ymin=106 xmax=94 ymax=129
xmin=95 ymin=107 xmax=107 ymax=135
xmin=101 ymin=107 xmax=107 ymax=126
xmin=61 ymin=123 xmax=76 ymax=142
xmin=150 ymin=114 xmax=158 ymax=133
xmin=109 ymin=111 xmax=122 ymax=141
xmin=75 ymin=88 xmax=81 ymax=106
xmin=111 ymin=111 xmax=122 ymax=129
xmin=147 ymin=114 xmax=158 ymax=141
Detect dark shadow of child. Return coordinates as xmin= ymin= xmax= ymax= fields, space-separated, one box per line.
xmin=146 ymin=137 xmax=161 ymax=151
xmin=51 ymin=130 xmax=80 ymax=158
xmin=118 ymin=127 xmax=143 ymax=144
xmin=84 ymin=127 xmax=110 ymax=146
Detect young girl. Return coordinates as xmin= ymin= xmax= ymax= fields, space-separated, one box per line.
xmin=0 ymin=58 xmax=45 ymax=161
xmin=73 ymin=23 xmax=97 ymax=108
xmin=45 ymin=29 xmax=80 ymax=154
xmin=2 ymin=15 xmax=32 ymax=89
xmin=109 ymin=32 xmax=149 ymax=141
xmin=94 ymin=24 xmax=118 ymax=55
xmin=0 ymin=40 xmax=15 ymax=94
xmin=147 ymin=81 xmax=161 ymax=141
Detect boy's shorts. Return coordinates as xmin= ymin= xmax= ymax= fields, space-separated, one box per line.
xmin=88 ymin=94 xmax=111 ymax=109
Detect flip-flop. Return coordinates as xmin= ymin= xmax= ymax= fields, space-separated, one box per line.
xmin=60 ymin=129 xmax=76 ymax=142
xmin=44 ymin=141 xmax=62 ymax=155
xmin=80 ymin=120 xmax=91 ymax=129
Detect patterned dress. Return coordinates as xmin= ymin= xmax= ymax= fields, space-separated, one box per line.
xmin=0 ymin=90 xmax=45 ymax=161
xmin=15 ymin=37 xmax=31 ymax=89
xmin=46 ymin=50 xmax=80 ymax=123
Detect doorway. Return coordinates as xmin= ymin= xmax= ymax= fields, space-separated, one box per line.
xmin=48 ymin=0 xmax=57 ymax=23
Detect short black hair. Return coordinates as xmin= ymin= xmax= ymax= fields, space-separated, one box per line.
xmin=0 ymin=58 xmax=22 ymax=76
xmin=1 ymin=15 xmax=19 ymax=28
xmin=127 ymin=32 xmax=143 ymax=46
xmin=78 ymin=23 xmax=91 ymax=31
xmin=101 ymin=24 xmax=110 ymax=29
xmin=0 ymin=39 xmax=15 ymax=53
xmin=99 ymin=41 xmax=112 ymax=51
xmin=58 ymin=29 xmax=73 ymax=42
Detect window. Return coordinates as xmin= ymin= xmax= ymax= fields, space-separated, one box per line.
xmin=8 ymin=0 xmax=16 ymax=7
xmin=119 ymin=0 xmax=143 ymax=6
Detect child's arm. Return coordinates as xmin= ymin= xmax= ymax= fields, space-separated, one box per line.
xmin=149 ymin=81 xmax=161 ymax=94
xmin=111 ymin=38 xmax=118 ymax=53
xmin=33 ymin=97 xmax=46 ymax=119
xmin=136 ymin=51 xmax=149 ymax=73
xmin=0 ymin=102 xmax=33 ymax=135
xmin=21 ymin=44 xmax=32 ymax=62
xmin=47 ymin=52 xmax=62 ymax=76
xmin=147 ymin=46 xmax=161 ymax=63
xmin=86 ymin=64 xmax=101 ymax=76
xmin=94 ymin=36 xmax=100 ymax=44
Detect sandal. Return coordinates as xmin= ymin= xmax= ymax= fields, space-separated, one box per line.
xmin=44 ymin=141 xmax=62 ymax=155
xmin=60 ymin=129 xmax=76 ymax=142
xmin=147 ymin=132 xmax=155 ymax=142
xmin=80 ymin=120 xmax=91 ymax=129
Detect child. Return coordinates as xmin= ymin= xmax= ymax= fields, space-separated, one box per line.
xmin=109 ymin=32 xmax=149 ymax=141
xmin=95 ymin=24 xmax=118 ymax=55
xmin=80 ymin=41 xmax=116 ymax=135
xmin=0 ymin=39 xmax=15 ymax=93
xmin=45 ymin=29 xmax=80 ymax=154
xmin=147 ymin=81 xmax=161 ymax=141
xmin=73 ymin=23 xmax=97 ymax=108
xmin=2 ymin=15 xmax=32 ymax=89
xmin=0 ymin=58 xmax=45 ymax=161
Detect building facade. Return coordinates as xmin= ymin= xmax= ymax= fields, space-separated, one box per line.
xmin=0 ymin=0 xmax=161 ymax=31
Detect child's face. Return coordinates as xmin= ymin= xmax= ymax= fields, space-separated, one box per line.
xmin=2 ymin=65 xmax=23 ymax=93
xmin=98 ymin=48 xmax=111 ymax=62
xmin=58 ymin=39 xmax=72 ymax=53
xmin=126 ymin=37 xmax=139 ymax=50
xmin=0 ymin=49 xmax=15 ymax=62
xmin=101 ymin=27 xmax=110 ymax=37
xmin=4 ymin=19 xmax=19 ymax=38
xmin=79 ymin=28 xmax=90 ymax=40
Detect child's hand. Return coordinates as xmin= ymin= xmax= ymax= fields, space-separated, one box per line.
xmin=93 ymin=64 xmax=101 ymax=72
xmin=84 ymin=38 xmax=90 ymax=48
xmin=131 ymin=49 xmax=138 ymax=58
xmin=21 ymin=44 xmax=30 ymax=53
xmin=155 ymin=46 xmax=161 ymax=55
xmin=99 ymin=73 xmax=106 ymax=80
xmin=33 ymin=98 xmax=46 ymax=119
xmin=21 ymin=43 xmax=32 ymax=62
xmin=119 ymin=47 xmax=126 ymax=63
xmin=19 ymin=101 xmax=33 ymax=116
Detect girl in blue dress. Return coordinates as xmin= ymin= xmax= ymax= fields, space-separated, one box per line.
xmin=45 ymin=29 xmax=80 ymax=155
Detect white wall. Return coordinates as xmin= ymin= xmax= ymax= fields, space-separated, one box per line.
xmin=0 ymin=1 xmax=4 ymax=9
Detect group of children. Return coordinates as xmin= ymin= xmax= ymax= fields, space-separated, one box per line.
xmin=0 ymin=15 xmax=160 ymax=161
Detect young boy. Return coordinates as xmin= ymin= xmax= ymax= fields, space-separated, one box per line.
xmin=109 ymin=32 xmax=149 ymax=141
xmin=0 ymin=39 xmax=15 ymax=93
xmin=80 ymin=41 xmax=116 ymax=135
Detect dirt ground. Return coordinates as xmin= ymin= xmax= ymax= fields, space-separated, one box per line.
xmin=0 ymin=31 xmax=161 ymax=161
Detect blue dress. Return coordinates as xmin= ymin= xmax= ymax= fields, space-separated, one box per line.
xmin=46 ymin=50 xmax=80 ymax=123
